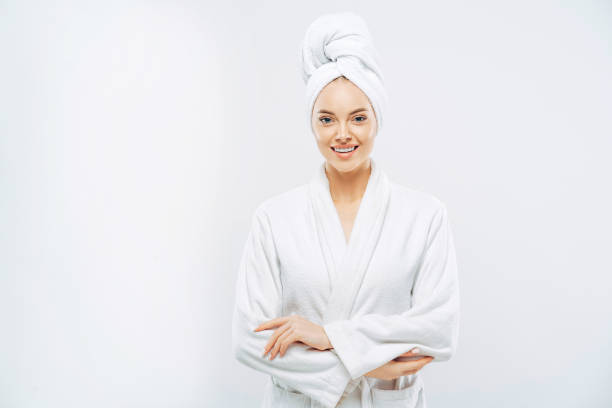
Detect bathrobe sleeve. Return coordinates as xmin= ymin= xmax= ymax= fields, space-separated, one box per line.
xmin=322 ymin=204 xmax=460 ymax=380
xmin=232 ymin=205 xmax=353 ymax=408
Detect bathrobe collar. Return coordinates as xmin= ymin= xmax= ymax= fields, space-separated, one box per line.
xmin=308 ymin=156 xmax=392 ymax=324
xmin=308 ymin=157 xmax=393 ymax=407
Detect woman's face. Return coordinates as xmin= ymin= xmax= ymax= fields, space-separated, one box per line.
xmin=311 ymin=76 xmax=378 ymax=174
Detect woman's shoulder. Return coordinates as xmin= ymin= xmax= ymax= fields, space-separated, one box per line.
xmin=253 ymin=184 xmax=310 ymax=221
xmin=389 ymin=180 xmax=448 ymax=217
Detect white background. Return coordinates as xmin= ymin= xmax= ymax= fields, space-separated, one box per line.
xmin=1 ymin=1 xmax=611 ymax=407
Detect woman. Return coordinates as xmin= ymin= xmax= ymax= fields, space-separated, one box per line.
xmin=231 ymin=12 xmax=460 ymax=408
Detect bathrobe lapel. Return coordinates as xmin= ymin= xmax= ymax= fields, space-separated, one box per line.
xmin=308 ymin=157 xmax=392 ymax=324
xmin=308 ymin=157 xmax=392 ymax=407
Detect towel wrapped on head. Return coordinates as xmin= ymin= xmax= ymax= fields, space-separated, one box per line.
xmin=300 ymin=12 xmax=388 ymax=138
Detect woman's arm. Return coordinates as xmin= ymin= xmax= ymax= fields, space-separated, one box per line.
xmin=322 ymin=204 xmax=460 ymax=380
xmin=232 ymin=205 xmax=353 ymax=408
xmin=365 ymin=352 xmax=434 ymax=380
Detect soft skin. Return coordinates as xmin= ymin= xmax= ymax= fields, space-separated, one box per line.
xmin=255 ymin=76 xmax=434 ymax=379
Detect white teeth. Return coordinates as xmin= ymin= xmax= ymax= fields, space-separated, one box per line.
xmin=333 ymin=146 xmax=356 ymax=153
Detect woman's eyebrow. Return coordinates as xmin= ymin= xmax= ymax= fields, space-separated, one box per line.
xmin=317 ymin=107 xmax=368 ymax=115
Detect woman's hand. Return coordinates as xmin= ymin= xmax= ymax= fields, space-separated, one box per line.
xmin=364 ymin=349 xmax=433 ymax=380
xmin=254 ymin=315 xmax=331 ymax=360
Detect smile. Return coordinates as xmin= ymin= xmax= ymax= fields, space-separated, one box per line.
xmin=331 ymin=145 xmax=358 ymax=153
xmin=331 ymin=145 xmax=359 ymax=159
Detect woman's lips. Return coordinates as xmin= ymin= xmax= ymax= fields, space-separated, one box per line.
xmin=331 ymin=145 xmax=359 ymax=159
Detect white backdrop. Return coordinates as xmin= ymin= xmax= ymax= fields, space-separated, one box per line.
xmin=1 ymin=1 xmax=611 ymax=407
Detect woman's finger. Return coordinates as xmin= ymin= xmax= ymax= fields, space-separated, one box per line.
xmin=270 ymin=328 xmax=295 ymax=360
xmin=407 ymin=357 xmax=433 ymax=370
xmin=392 ymin=356 xmax=433 ymax=374
xmin=398 ymin=351 xmax=416 ymax=357
xmin=397 ymin=348 xmax=421 ymax=358
xmin=254 ymin=316 xmax=289 ymax=332
xmin=279 ymin=331 xmax=300 ymax=357
xmin=263 ymin=322 xmax=291 ymax=357
xmin=394 ymin=350 xmax=425 ymax=362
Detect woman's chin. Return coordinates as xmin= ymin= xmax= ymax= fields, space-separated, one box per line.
xmin=326 ymin=155 xmax=370 ymax=173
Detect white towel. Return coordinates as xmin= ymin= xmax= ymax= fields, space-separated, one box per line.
xmin=300 ymin=12 xmax=388 ymax=138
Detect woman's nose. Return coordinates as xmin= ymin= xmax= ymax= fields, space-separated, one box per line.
xmin=336 ymin=125 xmax=351 ymax=142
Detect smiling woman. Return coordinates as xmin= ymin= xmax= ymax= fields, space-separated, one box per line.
xmin=232 ymin=11 xmax=460 ymax=408
xmin=312 ymin=77 xmax=376 ymax=169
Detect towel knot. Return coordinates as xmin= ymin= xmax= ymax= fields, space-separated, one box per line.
xmin=300 ymin=12 xmax=388 ymax=137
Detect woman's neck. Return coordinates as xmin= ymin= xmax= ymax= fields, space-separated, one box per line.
xmin=325 ymin=158 xmax=372 ymax=204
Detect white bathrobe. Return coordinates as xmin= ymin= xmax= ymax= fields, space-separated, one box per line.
xmin=232 ymin=157 xmax=460 ymax=408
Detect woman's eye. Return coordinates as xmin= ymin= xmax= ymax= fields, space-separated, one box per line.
xmin=354 ymin=115 xmax=367 ymax=122
xmin=320 ymin=117 xmax=332 ymax=124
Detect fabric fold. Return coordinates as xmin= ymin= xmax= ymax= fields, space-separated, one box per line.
xmin=231 ymin=206 xmax=353 ymax=408
xmin=233 ymin=156 xmax=460 ymax=407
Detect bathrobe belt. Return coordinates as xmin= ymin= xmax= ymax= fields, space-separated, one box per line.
xmin=338 ymin=376 xmax=373 ymax=408
xmin=271 ymin=375 xmax=373 ymax=407
xmin=358 ymin=376 xmax=373 ymax=408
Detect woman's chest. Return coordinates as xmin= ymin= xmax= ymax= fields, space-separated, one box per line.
xmin=274 ymin=215 xmax=426 ymax=320
xmin=334 ymin=198 xmax=361 ymax=244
